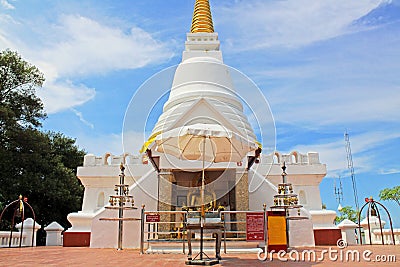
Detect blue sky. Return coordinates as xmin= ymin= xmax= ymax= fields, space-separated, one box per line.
xmin=1 ymin=0 xmax=399 ymax=226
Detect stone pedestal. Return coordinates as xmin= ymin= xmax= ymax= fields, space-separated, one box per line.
xmin=44 ymin=221 xmax=64 ymax=246
xmin=64 ymin=211 xmax=93 ymax=247
xmin=337 ymin=219 xmax=358 ymax=245
xmin=288 ymin=208 xmax=315 ymax=247
xmin=16 ymin=218 xmax=41 ymax=246
xmin=310 ymin=210 xmax=340 ymax=245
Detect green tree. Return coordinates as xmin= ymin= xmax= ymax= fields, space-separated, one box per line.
xmin=379 ymin=186 xmax=400 ymax=207
xmin=335 ymin=206 xmax=360 ymax=224
xmin=0 ymin=50 xmax=85 ymax=244
xmin=0 ymin=50 xmax=45 ymax=129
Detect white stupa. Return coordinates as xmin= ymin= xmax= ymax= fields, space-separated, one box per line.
xmin=144 ymin=0 xmax=256 ymax=152
xmin=65 ymin=0 xmax=337 ymax=249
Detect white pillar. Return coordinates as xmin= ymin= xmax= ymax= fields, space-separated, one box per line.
xmin=44 ymin=222 xmax=64 ymax=246
xmin=15 ymin=218 xmax=41 ymax=246
xmin=337 ymin=219 xmax=358 ymax=245
xmin=360 ymin=216 xmax=386 ymax=244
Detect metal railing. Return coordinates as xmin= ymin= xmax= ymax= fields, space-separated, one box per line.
xmin=139 ymin=207 xmax=265 ymax=254
xmin=140 ymin=209 xmax=188 ymax=254
xmin=220 ymin=210 xmax=248 ymax=253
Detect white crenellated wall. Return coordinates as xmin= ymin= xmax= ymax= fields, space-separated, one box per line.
xmin=90 ymin=169 xmax=159 ymax=248
xmin=66 ymin=150 xmax=334 ymax=248
xmin=66 ymin=152 xmax=154 ymax=234
xmin=249 ymin=151 xmax=333 ymax=247
xmin=251 ymin=151 xmax=327 ymax=212
xmin=259 ymin=151 xmax=321 ymax=165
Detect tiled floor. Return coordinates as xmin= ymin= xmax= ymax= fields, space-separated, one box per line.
xmin=0 ymin=245 xmax=398 ymax=267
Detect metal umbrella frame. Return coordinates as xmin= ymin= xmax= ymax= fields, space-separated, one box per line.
xmin=0 ymin=195 xmax=36 ymax=247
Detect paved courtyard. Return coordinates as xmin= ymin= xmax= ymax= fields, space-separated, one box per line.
xmin=0 ymin=245 xmax=398 ymax=267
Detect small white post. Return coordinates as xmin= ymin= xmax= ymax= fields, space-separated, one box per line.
xmin=360 ymin=216 xmax=386 ymax=244
xmin=337 ymin=219 xmax=358 ymax=245
xmin=16 ymin=218 xmax=41 ymax=246
xmin=44 ymin=222 xmax=64 ymax=246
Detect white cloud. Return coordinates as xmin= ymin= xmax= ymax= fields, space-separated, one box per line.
xmin=1 ymin=12 xmax=174 ymax=114
xmin=268 ymin=85 xmax=400 ymax=127
xmin=76 ymin=132 xmax=123 ymax=155
xmin=71 ymin=129 xmax=149 ymax=157
xmin=71 ymin=108 xmax=94 ymax=129
xmin=36 ymin=80 xmax=96 ymax=114
xmin=76 ymin=130 xmax=146 ymax=156
xmin=0 ymin=14 xmax=18 ymax=49
xmin=40 ymin=15 xmax=174 ymax=77
xmin=122 ymin=130 xmax=148 ymax=155
xmin=293 ymin=131 xmax=400 ymax=177
xmin=215 ymin=0 xmax=384 ymax=50
xmin=0 ymin=0 xmax=15 ymax=10
xmin=379 ymin=168 xmax=400 ymax=175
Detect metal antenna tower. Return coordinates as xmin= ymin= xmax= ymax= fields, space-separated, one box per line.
xmin=334 ymin=176 xmax=344 ymax=206
xmin=344 ymin=130 xmax=360 ymax=211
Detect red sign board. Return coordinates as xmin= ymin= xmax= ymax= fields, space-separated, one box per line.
xmin=146 ymin=214 xmax=160 ymax=222
xmin=246 ymin=212 xmax=265 ymax=241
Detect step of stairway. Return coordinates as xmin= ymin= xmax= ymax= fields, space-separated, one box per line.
xmin=145 ymin=240 xmax=263 ymax=254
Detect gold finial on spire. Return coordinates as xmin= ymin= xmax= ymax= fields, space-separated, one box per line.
xmin=190 ymin=0 xmax=214 ymax=33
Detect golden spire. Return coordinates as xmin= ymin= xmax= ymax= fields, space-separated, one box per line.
xmin=190 ymin=0 xmax=214 ymax=33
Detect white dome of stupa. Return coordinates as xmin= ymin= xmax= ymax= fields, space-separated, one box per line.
xmin=149 ymin=2 xmax=256 ymax=144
